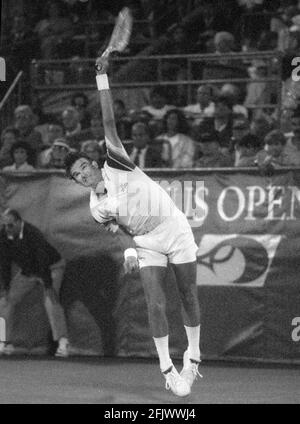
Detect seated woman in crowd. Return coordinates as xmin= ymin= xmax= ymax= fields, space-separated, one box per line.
xmin=2 ymin=141 xmax=35 ymax=172
xmin=0 ymin=127 xmax=20 ymax=169
xmin=158 ymin=108 xmax=195 ymax=168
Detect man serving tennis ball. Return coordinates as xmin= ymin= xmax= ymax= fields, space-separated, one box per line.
xmin=64 ymin=14 xmax=202 ymax=397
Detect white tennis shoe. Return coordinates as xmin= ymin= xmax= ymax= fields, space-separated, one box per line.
xmin=164 ymin=365 xmax=191 ymax=397
xmin=180 ymin=350 xmax=203 ymax=388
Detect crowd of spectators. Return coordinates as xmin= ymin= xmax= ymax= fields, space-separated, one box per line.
xmin=1 ymin=0 xmax=300 ymax=171
xmin=1 ymin=88 xmax=300 ymax=172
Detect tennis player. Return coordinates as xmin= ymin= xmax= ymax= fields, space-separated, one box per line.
xmin=64 ymin=56 xmax=202 ymax=397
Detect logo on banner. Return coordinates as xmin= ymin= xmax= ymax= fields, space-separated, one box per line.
xmin=196 ymin=234 xmax=282 ymax=287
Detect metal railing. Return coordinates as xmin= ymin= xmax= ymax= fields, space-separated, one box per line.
xmin=0 ymin=70 xmax=23 ymax=131
xmin=30 ymin=51 xmax=283 ymax=114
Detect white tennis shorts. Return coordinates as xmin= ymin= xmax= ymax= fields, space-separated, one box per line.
xmin=133 ymin=213 xmax=198 ymax=268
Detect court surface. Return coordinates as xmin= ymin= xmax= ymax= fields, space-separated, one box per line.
xmin=0 ymin=356 xmax=299 ymax=404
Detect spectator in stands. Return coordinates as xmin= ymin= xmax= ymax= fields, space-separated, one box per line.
xmin=0 ymin=127 xmax=20 ymax=169
xmin=220 ymin=84 xmax=248 ymax=118
xmin=158 ymin=109 xmax=195 ymax=168
xmin=142 ymin=87 xmax=175 ymax=121
xmin=71 ymin=92 xmax=91 ymax=130
xmin=67 ymin=113 xmax=105 ymax=151
xmin=0 ymin=209 xmax=69 ymax=357
xmin=113 ymin=99 xmax=132 ymax=127
xmin=202 ymin=31 xmax=247 ymax=82
xmin=284 ymin=105 xmax=300 ymax=164
xmin=3 ymin=141 xmax=35 ymax=173
xmin=62 ymin=106 xmax=81 ymax=138
xmin=250 ymin=114 xmax=273 ymax=145
xmin=183 ymin=84 xmax=215 ymax=127
xmin=244 ymin=60 xmax=272 ymax=115
xmin=256 ymin=129 xmax=291 ymax=168
xmin=129 ymin=121 xmax=169 ymax=168
xmin=192 ymin=2 xmax=225 ymax=52
xmin=194 ymin=130 xmax=233 ymax=168
xmin=34 ymin=0 xmax=74 ymax=59
xmin=38 ymin=123 xmax=65 ymax=168
xmin=8 ymin=14 xmax=39 ymax=76
xmin=234 ymin=134 xmax=262 ymax=167
xmin=229 ymin=117 xmax=251 ymax=153
xmin=80 ymin=140 xmax=106 ymax=168
xmin=213 ymin=95 xmax=234 ymax=151
xmin=284 ymin=131 xmax=300 ymax=166
xmin=13 ymin=105 xmax=43 ymax=166
xmin=42 ymin=138 xmax=71 ymax=169
xmin=46 ymin=122 xmax=65 ymax=146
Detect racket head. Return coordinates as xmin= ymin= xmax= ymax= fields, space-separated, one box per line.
xmin=106 ymin=7 xmax=133 ymax=54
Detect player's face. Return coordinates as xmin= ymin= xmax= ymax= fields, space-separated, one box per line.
xmin=3 ymin=215 xmax=22 ymax=239
xmin=70 ymin=158 xmax=102 ymax=189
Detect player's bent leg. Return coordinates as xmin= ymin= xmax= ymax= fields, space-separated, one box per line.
xmin=171 ymin=261 xmax=200 ymax=328
xmin=171 ymin=261 xmax=202 ymax=388
xmin=139 ymin=266 xmax=190 ymax=397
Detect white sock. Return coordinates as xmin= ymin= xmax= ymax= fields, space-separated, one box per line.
xmin=58 ymin=337 xmax=68 ymax=348
xmin=184 ymin=325 xmax=200 ymax=361
xmin=153 ymin=335 xmax=173 ymax=373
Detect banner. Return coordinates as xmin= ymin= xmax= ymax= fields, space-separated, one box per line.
xmin=1 ymin=169 xmax=300 ymax=362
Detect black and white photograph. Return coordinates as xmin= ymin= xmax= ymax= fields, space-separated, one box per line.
xmin=0 ymin=0 xmax=300 ymax=408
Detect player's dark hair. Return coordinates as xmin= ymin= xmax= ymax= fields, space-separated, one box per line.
xmin=64 ymin=151 xmax=92 ymax=179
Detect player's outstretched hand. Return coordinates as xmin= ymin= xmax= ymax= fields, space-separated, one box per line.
xmin=124 ymin=256 xmax=139 ymax=274
xmin=95 ymin=55 xmax=109 ymax=75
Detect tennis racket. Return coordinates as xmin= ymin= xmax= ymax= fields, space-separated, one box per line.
xmin=101 ymin=7 xmax=133 ymax=58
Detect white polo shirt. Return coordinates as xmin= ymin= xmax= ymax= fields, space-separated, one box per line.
xmin=90 ymin=139 xmax=182 ymax=236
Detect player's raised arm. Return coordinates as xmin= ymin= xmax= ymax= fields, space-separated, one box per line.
xmin=95 ymin=56 xmax=128 ymax=156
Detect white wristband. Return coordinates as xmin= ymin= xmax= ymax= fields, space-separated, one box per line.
xmin=96 ymin=74 xmax=109 ymax=91
xmin=124 ymin=248 xmax=138 ymax=260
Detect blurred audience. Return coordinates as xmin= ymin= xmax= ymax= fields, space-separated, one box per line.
xmin=256 ymin=129 xmax=291 ymax=168
xmin=13 ymin=105 xmax=43 ymax=166
xmin=0 ymin=128 xmax=21 ymax=169
xmin=34 ymin=0 xmax=74 ymax=59
xmin=234 ymin=133 xmax=262 ymax=167
xmin=183 ymin=84 xmax=215 ymax=127
xmin=80 ymin=140 xmax=106 ymax=168
xmin=141 ymin=87 xmax=176 ymax=121
xmin=194 ymin=130 xmax=233 ymax=168
xmin=71 ymin=92 xmax=91 ymax=130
